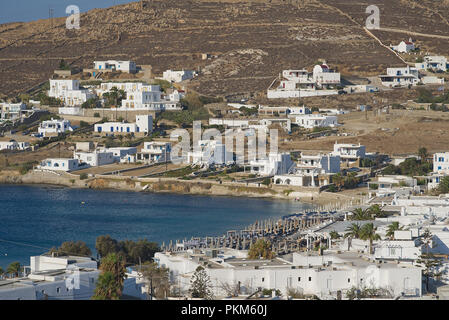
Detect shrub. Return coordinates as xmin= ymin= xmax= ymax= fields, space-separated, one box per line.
xmin=80 ymin=173 xmax=88 ymax=180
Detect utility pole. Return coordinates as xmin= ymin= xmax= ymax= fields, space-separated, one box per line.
xmin=49 ymin=8 xmax=54 ymax=28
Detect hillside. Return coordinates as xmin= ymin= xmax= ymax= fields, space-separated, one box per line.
xmin=0 ymin=0 xmax=448 ymax=98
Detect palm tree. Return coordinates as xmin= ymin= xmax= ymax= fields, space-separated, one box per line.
xmin=386 ymin=222 xmax=403 ymax=239
xmin=7 ymin=261 xmax=21 ymax=277
xmin=92 ymin=253 xmax=127 ymax=300
xmin=367 ymin=204 xmax=386 ymax=219
xmin=359 ymin=223 xmax=381 ymax=254
xmin=344 ymin=223 xmax=362 ymax=239
xmin=418 ymin=147 xmax=428 ymax=163
xmin=332 ymin=173 xmax=344 ymax=191
xmin=350 ymin=208 xmax=371 ymax=220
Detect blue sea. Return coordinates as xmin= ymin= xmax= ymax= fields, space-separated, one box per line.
xmin=0 ymin=0 xmax=135 ymax=24
xmin=0 ymin=184 xmax=311 ymax=268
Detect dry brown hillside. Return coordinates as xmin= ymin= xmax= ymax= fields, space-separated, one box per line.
xmin=0 ymin=0 xmax=448 ymax=97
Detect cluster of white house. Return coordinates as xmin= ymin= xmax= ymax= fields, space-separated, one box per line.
xmin=267 ymin=63 xmax=341 ymax=99
xmin=153 ymin=189 xmax=449 ymax=299
xmin=154 ymin=238 xmax=422 ymax=299
xmin=48 ymin=79 xmax=184 ymax=112
xmin=379 ymin=59 xmax=446 ymax=88
xmin=0 ymin=254 xmax=146 ymax=300
xmin=38 ymin=139 xmax=174 ymax=172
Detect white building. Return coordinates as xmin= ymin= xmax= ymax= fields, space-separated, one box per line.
xmin=250 ymin=152 xmax=294 ymax=176
xmin=433 ymin=152 xmax=449 ymax=174
xmin=38 ymin=158 xmax=82 ymax=172
xmin=0 ymin=140 xmax=30 ymax=151
xmin=155 ymin=249 xmax=422 ymax=299
xmin=94 ymin=115 xmax=153 ymax=135
xmin=93 ymin=60 xmax=137 ymax=73
xmin=48 ymin=80 xmax=95 ymax=107
xmin=97 ymin=82 xmax=180 ymax=111
xmin=274 ymin=153 xmax=340 ymax=187
xmin=0 ymin=255 xmax=146 ymax=300
xmin=162 ymin=70 xmax=196 ymax=83
xmin=379 ymin=66 xmax=420 ymax=87
xmin=187 ymin=140 xmax=233 ymax=166
xmin=391 ymin=40 xmax=415 ymax=53
xmin=268 ymin=64 xmax=340 ymax=99
xmin=103 ymin=147 xmax=137 ymax=162
xmin=333 ymin=142 xmax=366 ymax=163
xmin=291 ymin=114 xmax=338 ymax=129
xmin=73 ymin=150 xmax=115 ymax=167
xmin=137 ymin=142 xmax=171 ymax=164
xmin=415 ymin=55 xmax=448 ymax=72
xmin=0 ymin=102 xmax=27 ymax=122
xmin=38 ymin=119 xmax=73 ymax=137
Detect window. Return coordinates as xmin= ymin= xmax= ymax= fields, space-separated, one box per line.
xmin=298 ymin=277 xmax=301 ymax=282
xmin=348 ymin=278 xmax=350 ymax=283
xmin=57 ymin=287 xmax=61 ymax=293
xmin=262 ymin=277 xmax=264 ymax=282
xmin=308 ymin=277 xmax=312 ymax=281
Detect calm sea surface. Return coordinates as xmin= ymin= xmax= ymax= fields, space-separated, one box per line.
xmin=0 ymin=0 xmax=135 ymax=24
xmin=0 ymin=184 xmax=312 ymax=268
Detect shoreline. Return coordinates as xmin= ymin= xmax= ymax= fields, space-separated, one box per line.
xmin=0 ymin=169 xmax=364 ymax=207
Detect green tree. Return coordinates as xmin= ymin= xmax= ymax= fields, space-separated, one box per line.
xmin=141 ymin=262 xmax=170 ymax=299
xmin=344 ymin=223 xmax=362 ymax=239
xmin=367 ymin=204 xmax=386 ymax=219
xmin=7 ymin=261 xmax=21 ymax=277
xmin=359 ymin=223 xmax=381 ymax=254
xmin=248 ymin=239 xmax=275 ymax=260
xmin=49 ymin=241 xmax=92 ymax=257
xmin=416 ymin=253 xmax=443 ymax=293
xmin=418 ymin=147 xmax=428 ymax=162
xmin=329 ymin=230 xmax=341 ymax=239
xmin=350 ymin=208 xmax=371 ymax=220
xmin=92 ymin=253 xmax=127 ymax=300
xmin=95 ymin=235 xmax=120 ymax=259
xmin=0 ymin=267 xmax=4 ymax=278
xmin=437 ymin=176 xmax=449 ymax=195
xmin=386 ymin=222 xmax=403 ymax=239
xmin=189 ymin=266 xmax=213 ymax=299
xmin=332 ymin=173 xmax=345 ymax=191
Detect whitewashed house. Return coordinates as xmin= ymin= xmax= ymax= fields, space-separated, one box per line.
xmin=291 ymin=114 xmax=338 ymax=129
xmin=38 ymin=158 xmax=82 ymax=172
xmin=73 ymin=150 xmax=115 ymax=167
xmin=391 ymin=40 xmax=415 ymax=53
xmin=274 ymin=153 xmax=340 ymax=187
xmin=425 ymin=152 xmax=449 ymax=190
xmin=0 ymin=140 xmax=30 ymax=151
xmin=38 ymin=119 xmax=73 ymax=137
xmin=102 ymin=147 xmax=137 ymax=163
xmin=93 ymin=60 xmax=137 ymax=73
xmin=137 ymin=142 xmax=171 ymax=164
xmin=97 ymin=82 xmax=180 ymax=111
xmin=333 ymin=143 xmax=366 ymax=163
xmin=0 ymin=102 xmax=27 ymax=122
xmin=267 ymin=63 xmax=340 ymax=99
xmin=250 ymin=152 xmax=294 ymax=176
xmin=162 ymin=70 xmax=196 ymax=83
xmin=379 ymin=66 xmax=420 ymax=87
xmin=187 ymin=140 xmax=233 ymax=166
xmin=48 ymin=80 xmax=95 ymax=107
xmin=94 ymin=115 xmax=152 ymax=135
xmin=415 ymin=56 xmax=448 ymax=72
